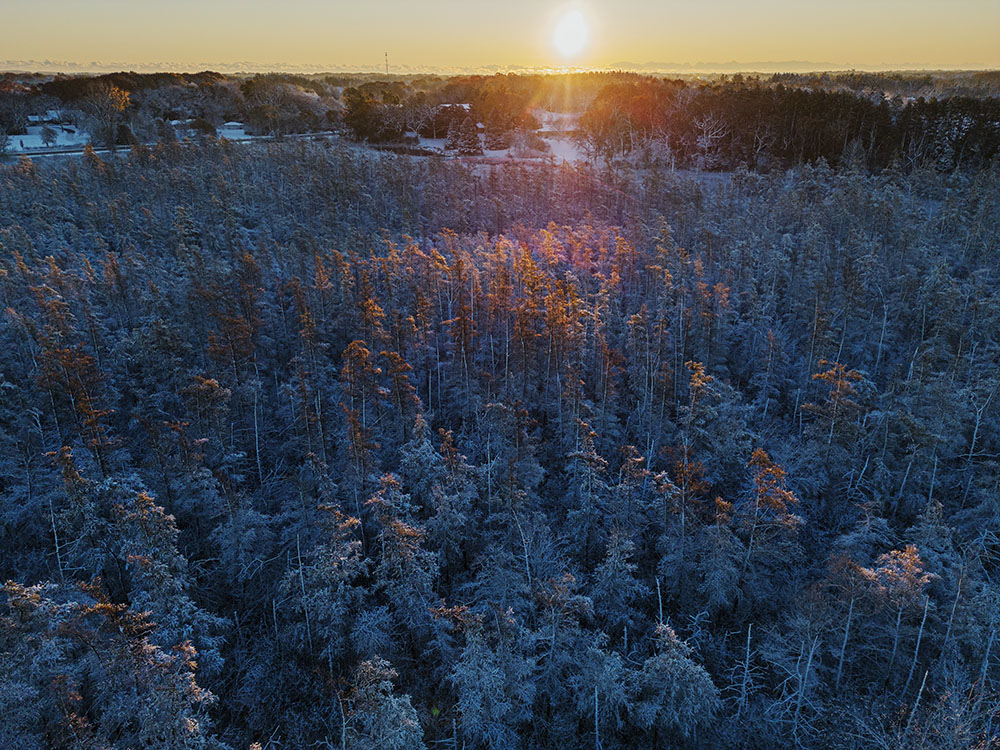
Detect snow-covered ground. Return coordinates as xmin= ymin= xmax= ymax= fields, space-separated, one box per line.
xmin=27 ymin=110 xmax=61 ymax=124
xmin=541 ymin=136 xmax=586 ymax=163
xmin=483 ymin=148 xmax=514 ymax=160
xmin=9 ymin=124 xmax=89 ymax=152
xmin=418 ymin=137 xmax=447 ymax=153
xmin=534 ymin=109 xmax=580 ymax=133
xmin=415 ymin=127 xmax=587 ymax=165
xmin=218 ymin=122 xmax=254 ymax=141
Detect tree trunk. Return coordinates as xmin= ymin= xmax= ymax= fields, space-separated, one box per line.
xmin=903 ymin=596 xmax=929 ymax=696
xmin=835 ymin=596 xmax=854 ymax=693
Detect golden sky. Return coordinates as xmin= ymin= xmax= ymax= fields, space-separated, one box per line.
xmin=5 ymin=0 xmax=999 ymax=71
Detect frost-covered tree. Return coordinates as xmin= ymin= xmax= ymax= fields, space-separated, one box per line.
xmin=0 ymin=581 xmax=225 ymax=750
xmin=345 ymin=657 xmax=425 ymax=750
xmin=451 ymin=628 xmax=535 ymax=749
xmin=446 ymin=116 xmax=482 ymax=156
xmin=630 ymin=624 xmax=720 ymax=741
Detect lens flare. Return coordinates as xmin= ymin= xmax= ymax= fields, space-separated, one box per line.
xmin=553 ymin=10 xmax=588 ymax=58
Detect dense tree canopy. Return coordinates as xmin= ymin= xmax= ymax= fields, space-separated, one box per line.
xmin=0 ymin=78 xmax=999 ymax=748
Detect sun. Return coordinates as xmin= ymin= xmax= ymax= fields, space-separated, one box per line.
xmin=552 ymin=10 xmax=588 ymax=59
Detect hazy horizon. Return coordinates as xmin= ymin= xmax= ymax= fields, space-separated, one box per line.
xmin=5 ymin=0 xmax=999 ymax=73
xmin=3 ymin=59 xmax=999 ymax=77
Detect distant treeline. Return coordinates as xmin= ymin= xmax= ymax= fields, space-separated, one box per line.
xmin=37 ymin=71 xmax=230 ymax=100
xmin=770 ymin=69 xmax=1000 ymax=99
xmin=577 ymin=79 xmax=1000 ymax=171
xmin=2 ymin=69 xmax=999 ymax=167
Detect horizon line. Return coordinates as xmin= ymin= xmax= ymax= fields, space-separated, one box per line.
xmin=3 ymin=59 xmax=999 ymax=77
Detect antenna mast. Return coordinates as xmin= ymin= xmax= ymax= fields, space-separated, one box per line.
xmin=385 ymin=52 xmax=389 ymax=76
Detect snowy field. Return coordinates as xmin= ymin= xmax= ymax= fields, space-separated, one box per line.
xmin=411 ymin=108 xmax=587 ymax=164
xmin=534 ymin=109 xmax=581 ymax=132
xmin=8 ymin=123 xmax=89 ymax=152
xmin=217 ymin=122 xmax=254 ymax=141
xmin=540 ymin=136 xmax=586 ymax=163
xmin=412 ymin=132 xmax=587 ymax=164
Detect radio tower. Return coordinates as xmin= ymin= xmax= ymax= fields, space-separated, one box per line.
xmin=385 ymin=52 xmax=389 ymax=76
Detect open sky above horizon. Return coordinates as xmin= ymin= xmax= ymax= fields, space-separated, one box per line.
xmin=6 ymin=0 xmax=1000 ymax=72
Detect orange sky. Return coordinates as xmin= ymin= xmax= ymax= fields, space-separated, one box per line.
xmin=4 ymin=0 xmax=999 ymax=71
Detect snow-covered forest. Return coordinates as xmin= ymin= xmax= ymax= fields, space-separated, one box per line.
xmin=1 ymin=71 xmax=999 ymax=749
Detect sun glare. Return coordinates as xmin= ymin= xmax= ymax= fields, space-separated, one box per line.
xmin=553 ymin=10 xmax=588 ymax=59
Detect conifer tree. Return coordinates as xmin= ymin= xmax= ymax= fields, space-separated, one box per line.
xmin=1 ymin=581 xmax=224 ymax=750
xmin=345 ymin=657 xmax=425 ymax=750
xmin=630 ymin=624 xmax=720 ymax=741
